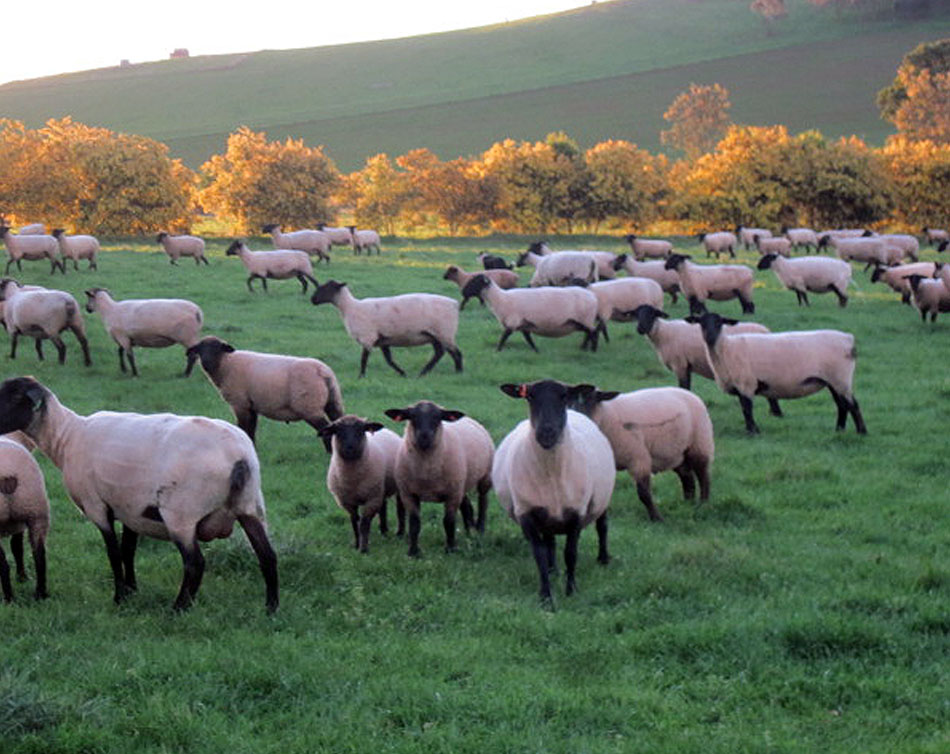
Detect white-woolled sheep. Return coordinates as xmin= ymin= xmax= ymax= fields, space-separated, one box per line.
xmin=934 ymin=262 xmax=950 ymax=289
xmin=580 ymin=277 xmax=664 ymax=343
xmin=0 ymin=279 xmax=91 ymax=366
xmin=384 ymin=401 xmax=493 ymax=557
xmin=517 ymin=248 xmax=599 ymax=287
xmin=737 ymin=226 xmax=771 ymax=250
xmin=922 ymin=227 xmax=948 ymax=247
xmin=225 ymin=240 xmax=319 ymax=293
xmin=819 ymin=228 xmax=872 ymax=240
xmin=315 ymin=223 xmax=353 ymax=247
xmin=527 ymin=241 xmax=617 ymax=279
xmin=693 ymin=310 xmax=867 ymax=435
xmin=753 ymin=234 xmax=792 ymax=258
xmin=612 ymin=254 xmax=681 ymax=304
xmin=941 ymin=240 xmax=950 ymax=254
xmin=782 ymin=227 xmax=820 ymax=253
xmin=52 ymin=229 xmax=99 ymax=271
xmin=347 ymin=226 xmax=382 ymax=255
xmin=697 ymin=231 xmax=737 ymax=259
xmin=757 ymin=253 xmax=851 ymax=307
xmin=84 ymin=287 xmax=202 ymax=376
xmin=870 ymin=262 xmax=936 ymax=304
xmin=573 ymin=386 xmax=714 ymax=523
xmin=624 ymin=234 xmax=673 ymax=261
xmin=0 ymin=226 xmax=64 ymax=275
xmin=477 ymin=253 xmax=514 ymax=270
xmin=461 ymin=274 xmax=601 ymax=351
xmin=493 ymin=380 xmax=614 ymax=604
xmin=310 ymin=280 xmax=463 ymax=377
xmin=262 ymin=224 xmax=331 ymax=263
xmin=904 ymin=272 xmax=950 ymax=323
xmin=155 ymin=232 xmax=208 ymax=266
xmin=0 ymin=435 xmax=50 ymax=602
xmin=184 ymin=335 xmax=343 ymax=445
xmin=664 ymin=254 xmax=755 ymax=314
xmin=16 ymin=223 xmax=45 ymax=236
xmin=443 ymin=264 xmax=519 ymax=309
xmin=0 ymin=376 xmax=278 ymax=612
xmin=631 ymin=304 xmax=770 ymax=391
xmin=318 ymin=416 xmax=403 ymax=553
xmin=817 ymin=235 xmax=902 ymax=269
xmin=877 ymin=233 xmax=919 ymax=262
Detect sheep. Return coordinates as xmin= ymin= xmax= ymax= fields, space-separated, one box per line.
xmin=443 ymin=264 xmax=519 ymax=309
xmin=870 ymin=262 xmax=936 ymax=304
xmin=52 ymin=229 xmax=99 ymax=271
xmin=225 ymin=240 xmax=319 ymax=293
xmin=664 ymin=254 xmax=755 ymax=314
xmin=817 ymin=235 xmax=903 ymax=269
xmin=934 ymin=261 xmax=950 ymax=289
xmin=384 ymin=401 xmax=493 ymax=557
xmin=315 ymin=223 xmax=353 ymax=247
xmin=527 ymin=241 xmax=617 ymax=279
xmin=318 ymin=416 xmax=403 ymax=553
xmin=692 ymin=310 xmax=867 ymax=435
xmin=922 ymin=227 xmax=948 ymax=247
xmin=460 ymin=274 xmax=601 ymax=351
xmin=347 ymin=226 xmax=381 ymax=255
xmin=493 ymin=380 xmax=614 ymax=604
xmin=697 ymin=231 xmax=737 ymax=259
xmin=819 ymin=228 xmax=872 ymax=240
xmin=0 ymin=279 xmax=91 ymax=366
xmin=580 ymin=277 xmax=664 ymax=343
xmin=782 ymin=226 xmax=820 ymax=253
xmin=0 ymin=376 xmax=278 ymax=612
xmin=155 ymin=232 xmax=208 ymax=266
xmin=904 ymin=273 xmax=950 ymax=323
xmin=753 ymin=234 xmax=792 ymax=258
xmin=477 ymin=253 xmax=514 ymax=270
xmin=310 ymin=280 xmax=462 ymax=377
xmin=517 ymin=248 xmax=599 ymax=287
xmin=623 ymin=234 xmax=672 ymax=261
xmin=572 ymin=386 xmax=714 ymax=523
xmin=757 ymin=253 xmax=851 ymax=307
xmin=16 ymin=223 xmax=45 ymax=235
xmin=84 ymin=287 xmax=202 ymax=377
xmin=877 ymin=233 xmax=919 ymax=262
xmin=941 ymin=240 xmax=950 ymax=254
xmin=631 ymin=304 xmax=769 ymax=391
xmin=0 ymin=226 xmax=64 ymax=275
xmin=612 ymin=254 xmax=681 ymax=304
xmin=262 ymin=224 xmax=331 ymax=263
xmin=184 ymin=335 xmax=343 ymax=444
xmin=0 ymin=282 xmax=43 ymax=329
xmin=736 ymin=226 xmax=771 ymax=250
xmin=0 ymin=436 xmax=50 ymax=602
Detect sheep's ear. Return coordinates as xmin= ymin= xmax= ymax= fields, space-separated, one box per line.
xmin=500 ymin=383 xmax=525 ymax=399
xmin=25 ymin=385 xmax=45 ymax=412
xmin=385 ymin=408 xmax=409 ymax=422
xmin=684 ymin=316 xmax=700 ymax=324
xmin=222 ymin=342 xmax=236 ymax=353
xmin=316 ymin=425 xmax=335 ymax=454
xmin=440 ymin=410 xmax=465 ymax=423
xmin=567 ymin=384 xmax=597 ymax=401
xmin=364 ymin=422 xmax=384 ymax=433
xmin=595 ymin=390 xmax=620 ymax=402
xmin=721 ymin=317 xmax=740 ymax=326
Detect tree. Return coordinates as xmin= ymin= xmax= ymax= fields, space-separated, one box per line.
xmin=750 ymin=0 xmax=788 ymax=35
xmin=660 ymin=83 xmax=732 ymax=161
xmin=877 ymin=39 xmax=950 ymax=126
xmin=344 ymin=154 xmax=410 ymax=235
xmin=878 ymin=135 xmax=950 ymax=228
xmin=583 ymin=140 xmax=668 ymax=232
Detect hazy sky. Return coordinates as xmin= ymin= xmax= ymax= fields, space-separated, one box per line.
xmin=1 ymin=1 xmax=586 ymax=85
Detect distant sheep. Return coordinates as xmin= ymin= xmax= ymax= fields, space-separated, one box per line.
xmin=870 ymin=262 xmax=935 ymax=304
xmin=612 ymin=254 xmax=680 ymax=304
xmin=315 ymin=224 xmax=354 ymax=247
xmin=347 ymin=226 xmax=381 ymax=255
xmin=0 ymin=226 xmax=64 ymax=275
xmin=782 ymin=227 xmax=819 ymax=253
xmin=52 ymin=229 xmax=99 ymax=271
xmin=904 ymin=273 xmax=950 ymax=323
xmin=443 ymin=264 xmax=519 ymax=309
xmin=697 ymin=231 xmax=737 ymax=259
xmin=757 ymin=253 xmax=851 ymax=307
xmin=225 ymin=240 xmax=319 ymax=293
xmin=156 ymin=232 xmax=208 ymax=266
xmin=736 ymin=226 xmax=771 ymax=250
xmin=517 ymin=247 xmax=599 ymax=287
xmin=477 ymin=253 xmax=514 ymax=270
xmin=0 ymin=279 xmax=91 ymax=365
xmin=262 ymin=224 xmax=331 ymax=263
xmin=624 ymin=234 xmax=672 ymax=261
xmin=527 ymin=241 xmax=616 ymax=279
xmin=922 ymin=227 xmax=948 ymax=247
xmin=16 ymin=223 xmax=45 ymax=236
xmin=664 ymin=253 xmax=755 ymax=314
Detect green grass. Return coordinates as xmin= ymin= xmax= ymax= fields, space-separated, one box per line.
xmin=2 ymin=1 xmax=949 ymax=169
xmin=0 ymin=235 xmax=947 ymax=752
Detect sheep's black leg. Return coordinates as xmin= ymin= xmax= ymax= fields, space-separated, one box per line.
xmin=238 ymin=515 xmax=279 ymax=613
xmin=29 ymin=528 xmax=47 ymax=600
xmin=520 ymin=513 xmax=553 ymax=606
xmin=419 ymin=336 xmax=445 ymax=376
xmin=475 ymin=480 xmax=490 ymax=534
xmin=100 ymin=521 xmax=132 ymax=604
xmin=297 ymin=273 xmax=309 ymax=294
xmin=832 ymin=286 xmax=848 ymax=307
xmin=596 ymin=513 xmax=610 ymax=565
xmin=348 ymin=510 xmax=360 ymax=548
xmin=738 ymin=394 xmax=759 ymax=434
xmin=117 ymin=346 xmax=127 ymax=373
xmin=173 ymin=539 xmax=204 ymax=611
xmin=358 ymin=514 xmax=373 ymax=553
xmin=359 ymin=348 xmax=371 ymax=377
xmin=496 ymin=328 xmax=514 ymax=351
xmin=51 ymin=336 xmax=67 ymax=364
xmin=74 ymin=329 xmax=92 ymax=366
xmin=849 ymin=396 xmax=867 ymax=435
xmin=447 ymin=345 xmax=463 ymax=372
xmin=120 ymin=525 xmax=138 ymax=591
xmin=543 ymin=532 xmax=557 ymax=574
xmin=825 ymin=385 xmax=849 ymax=431
xmin=395 ymin=495 xmax=406 ymax=537
xmin=801 ymin=291 xmax=810 ymax=306
xmin=378 ymin=499 xmax=389 ymax=535
xmin=768 ymin=398 xmax=783 ymax=417
xmin=598 ymin=319 xmax=610 ymax=344
xmin=635 ymin=478 xmax=664 ymax=522
xmin=736 ymin=292 xmax=755 ymax=314
xmin=261 ymin=277 xmax=268 ymax=292
xmin=406 ymin=499 xmax=422 ymax=557
xmin=459 ymin=496 xmax=474 ymax=534
xmin=563 ymin=517 xmax=581 ymax=596
xmin=9 ymin=332 xmax=18 ymax=359
xmin=236 ymin=410 xmax=258 ymax=444
xmin=246 ymin=275 xmax=256 ymax=293
xmin=442 ymin=502 xmax=458 ymax=552
xmin=678 ymin=369 xmax=692 ymax=391
xmin=34 ymin=339 xmax=44 ymax=361
xmin=674 ymin=462 xmax=696 ymax=500
xmin=127 ymin=349 xmax=138 ymax=377
xmin=521 ymin=331 xmax=539 ymax=352
xmin=0 ymin=544 xmax=12 ymax=602
xmin=3 ymin=259 xmax=13 ymax=274
xmin=16 ymin=259 xmax=22 ymax=272
xmin=380 ymin=346 xmax=406 ymax=377
xmin=695 ymin=458 xmax=712 ymax=501
xmin=794 ymin=290 xmax=805 ymax=306
xmin=11 ymin=532 xmax=26 ymax=582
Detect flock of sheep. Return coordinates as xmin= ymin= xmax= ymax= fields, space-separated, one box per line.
xmin=0 ymin=219 xmax=947 ymax=610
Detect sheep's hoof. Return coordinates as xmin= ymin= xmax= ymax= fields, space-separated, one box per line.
xmin=34 ymin=589 xmax=49 ymax=601
xmin=597 ymin=554 xmax=611 ymax=566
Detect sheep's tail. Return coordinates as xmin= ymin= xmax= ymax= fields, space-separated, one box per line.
xmin=325 ymin=375 xmax=344 ymax=421
xmin=228 ymin=459 xmax=250 ymax=505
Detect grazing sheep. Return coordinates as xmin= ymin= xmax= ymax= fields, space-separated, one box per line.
xmin=84 ymin=287 xmax=202 ymax=376
xmin=934 ymin=262 xmax=950 ymax=289
xmin=225 ymin=240 xmax=319 ymax=293
xmin=664 ymin=254 xmax=755 ymax=314
xmin=581 ymin=277 xmax=664 ymax=343
xmin=736 ymin=226 xmax=771 ymax=250
xmin=0 ymin=279 xmax=91 ymax=366
xmin=870 ymin=262 xmax=936 ymax=304
xmin=753 ymin=234 xmax=792 ymax=258
xmin=315 ymin=223 xmax=353 ymax=247
xmin=819 ymin=229 xmax=872 ymax=241
xmin=477 ymin=253 xmax=514 ymax=270
xmin=693 ymin=310 xmax=867 ymax=435
xmin=612 ymin=254 xmax=681 ymax=304
xmin=384 ymin=401 xmax=493 ymax=557
xmin=347 ymin=226 xmax=382 ymax=255
xmin=0 ymin=436 xmax=50 ymax=602
xmin=782 ymin=226 xmax=820 ymax=253
xmin=493 ymin=380 xmax=614 ymax=604
xmin=262 ymin=224 xmax=331 ymax=263
xmin=527 ymin=241 xmax=617 ymax=279
xmin=517 ymin=248 xmax=599 ymax=287
xmin=922 ymin=227 xmax=948 ymax=247
xmin=52 ymin=229 xmax=99 ymax=271
xmin=443 ymin=264 xmax=519 ymax=309
xmin=572 ymin=386 xmax=714 ymax=523
xmin=877 ymin=234 xmax=919 ymax=262
xmin=819 ymin=235 xmax=902 ymax=269
xmin=697 ymin=231 xmax=737 ymax=259
xmin=310 ymin=280 xmax=462 ymax=377
xmin=939 ymin=240 xmax=949 ymax=253
xmin=155 ymin=232 xmax=208 ymax=266
xmin=16 ymin=223 xmax=45 ymax=236
xmin=905 ymin=273 xmax=950 ymax=323
xmin=757 ymin=253 xmax=851 ymax=307
xmin=318 ymin=416 xmax=403 ymax=553
xmin=624 ymin=234 xmax=672 ymax=261
xmin=461 ymin=274 xmax=600 ymax=351
xmin=0 ymin=377 xmax=278 ymax=612
xmin=184 ymin=335 xmax=343 ymax=444
xmin=0 ymin=226 xmax=64 ymax=275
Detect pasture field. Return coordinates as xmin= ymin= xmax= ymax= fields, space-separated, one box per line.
xmin=0 ymin=235 xmax=948 ymax=753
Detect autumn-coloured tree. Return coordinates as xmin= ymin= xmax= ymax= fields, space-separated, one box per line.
xmin=344 ymin=153 xmax=410 ymax=235
xmin=750 ymin=0 xmax=787 ymax=34
xmin=583 ymin=140 xmax=668 ymax=232
xmin=877 ymin=39 xmax=950 ymax=129
xmin=0 ymin=119 xmax=40 ymax=226
xmin=660 ymin=83 xmax=732 ymax=161
xmin=878 ymin=135 xmax=950 ymax=229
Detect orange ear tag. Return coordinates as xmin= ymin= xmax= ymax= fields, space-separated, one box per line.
xmin=518 ymin=384 xmax=527 ymax=398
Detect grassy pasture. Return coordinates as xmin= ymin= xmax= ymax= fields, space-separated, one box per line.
xmin=0 ymin=236 xmax=948 ymax=753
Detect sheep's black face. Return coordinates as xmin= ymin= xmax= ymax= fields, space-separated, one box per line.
xmin=612 ymin=254 xmax=627 ymax=271
xmin=155 ymin=232 xmax=167 ymax=243
xmin=633 ymin=304 xmax=665 ymax=335
xmin=501 ymin=381 xmax=594 ymax=450
xmin=261 ymin=224 xmax=277 ymax=234
xmin=311 ymin=280 xmax=346 ymax=306
xmin=664 ymin=254 xmax=687 ymax=271
xmin=459 ymin=275 xmax=490 ymax=303
xmin=333 ymin=418 xmax=369 ymax=461
xmin=695 ymin=311 xmax=725 ymax=348
xmin=0 ymin=377 xmax=46 ymax=435
xmin=757 ymin=255 xmax=776 ymax=271
xmin=225 ymin=240 xmax=242 ymax=256
xmin=188 ymin=337 xmax=234 ymax=377
xmin=386 ymin=402 xmax=463 ymax=453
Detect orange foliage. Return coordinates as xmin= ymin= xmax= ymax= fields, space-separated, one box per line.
xmin=661 ymin=83 xmax=732 ymax=161
xmin=891 ymin=66 xmax=950 ymax=144
xmin=879 ymin=135 xmax=950 ymax=228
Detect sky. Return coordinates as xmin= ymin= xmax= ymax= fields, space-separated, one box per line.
xmin=1 ymin=0 xmax=587 ymax=85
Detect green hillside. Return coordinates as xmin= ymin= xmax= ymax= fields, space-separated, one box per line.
xmin=1 ymin=0 xmax=948 ymax=170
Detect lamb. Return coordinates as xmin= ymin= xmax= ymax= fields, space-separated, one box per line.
xmin=347 ymin=226 xmax=381 ymax=255
xmin=84 ymin=287 xmax=202 ymax=376
xmin=572 ymin=386 xmax=714 ymax=523
xmin=262 ymin=224 xmax=331 ymax=263
xmin=922 ymin=227 xmax=948 ymax=247
xmin=876 ymin=233 xmax=919 ymax=262
xmin=612 ymin=254 xmax=681 ymax=304
xmin=0 ymin=376 xmax=278 ymax=612
xmin=870 ymin=262 xmax=936 ymax=304
xmin=477 ymin=253 xmax=514 ymax=270
xmin=225 ymin=240 xmax=319 ymax=293
xmin=753 ymin=234 xmax=792 ymax=258
xmin=460 ymin=274 xmax=601 ymax=351
xmin=16 ymin=223 xmax=45 ymax=235
xmin=817 ymin=235 xmax=902 ymax=269
xmin=581 ymin=277 xmax=664 ymax=343
xmin=0 ymin=279 xmax=91 ymax=366
xmin=443 ymin=264 xmax=519 ymax=309
xmin=631 ymin=304 xmax=769 ymax=391
xmin=315 ymin=223 xmax=353 ymax=247
xmin=318 ymin=416 xmax=403 ymax=553
xmin=757 ymin=253 xmax=851 ymax=307
xmin=623 ymin=234 xmax=672 ymax=261
xmin=782 ymin=227 xmax=820 ymax=253
xmin=697 ymin=231 xmax=737 ymax=259
xmin=0 ymin=226 xmax=64 ymax=275
xmin=155 ymin=232 xmax=208 ymax=266
xmin=517 ymin=248 xmax=599 ymax=287
xmin=0 ymin=436 xmax=50 ymax=602
xmin=384 ymin=401 xmax=493 ymax=557
xmin=52 ymin=229 xmax=99 ymax=271
xmin=493 ymin=380 xmax=614 ymax=604
xmin=904 ymin=273 xmax=950 ymax=323
xmin=310 ymin=280 xmax=462 ymax=377
xmin=184 ymin=335 xmax=343 ymax=444
xmin=693 ymin=310 xmax=867 ymax=435
xmin=736 ymin=226 xmax=771 ymax=250
xmin=527 ymin=241 xmax=617 ymax=279
xmin=664 ymin=254 xmax=755 ymax=314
